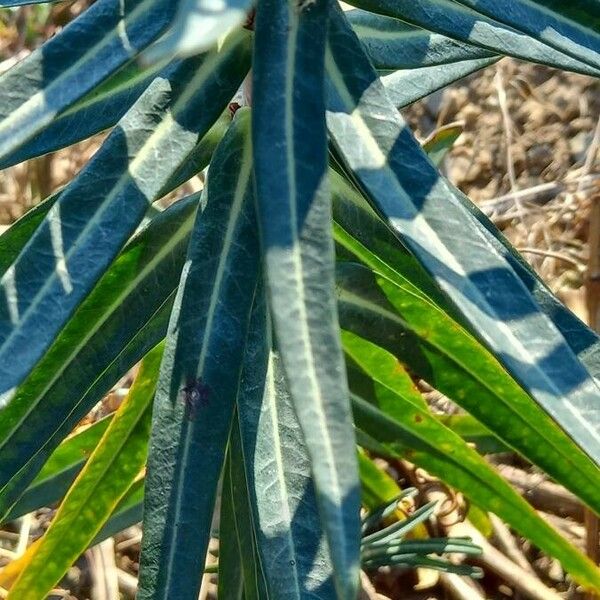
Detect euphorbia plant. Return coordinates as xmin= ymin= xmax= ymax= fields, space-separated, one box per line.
xmin=0 ymin=0 xmax=600 ymax=598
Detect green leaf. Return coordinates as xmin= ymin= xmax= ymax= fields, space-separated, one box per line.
xmin=326 ymin=6 xmax=600 ymax=467
xmin=7 ymin=344 xmax=162 ymax=600
xmin=143 ymin=0 xmax=253 ymax=63
xmin=357 ymin=449 xmax=401 ymax=511
xmin=336 ymin=262 xmax=600 ymax=517
xmin=224 ymin=413 xmax=270 ymax=600
xmin=0 ymin=0 xmax=177 ymax=164
xmin=237 ymin=336 xmax=337 ymax=599
xmin=422 ymin=123 xmax=464 ymax=167
xmin=3 ymin=416 xmax=112 ymax=522
xmin=435 ymin=415 xmax=507 ymax=454
xmin=137 ymin=108 xmax=260 ymax=600
xmin=0 ymin=30 xmax=251 ymax=401
xmin=345 ymin=331 xmax=600 ymax=592
xmin=252 ymin=2 xmax=360 ymax=596
xmin=219 ymin=442 xmax=245 ymax=600
xmin=91 ymin=478 xmax=145 ymax=545
xmin=344 ymin=0 xmax=600 ymax=76
xmin=349 ymin=8 xmax=497 ymax=69
xmin=451 ymin=0 xmax=600 ymax=72
xmin=0 ymin=193 xmax=199 ymax=516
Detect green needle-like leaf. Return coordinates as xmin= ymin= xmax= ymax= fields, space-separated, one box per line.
xmin=345 ymin=331 xmax=600 ymax=592
xmin=253 ymin=2 xmax=360 ymax=596
xmin=0 ymin=30 xmax=251 ymax=403
xmin=7 ymin=344 xmax=162 ymax=600
xmin=326 ymin=6 xmax=600 ymax=467
xmin=138 ymin=108 xmax=260 ymax=600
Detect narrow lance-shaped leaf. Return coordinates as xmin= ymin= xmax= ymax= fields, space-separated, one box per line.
xmin=224 ymin=412 xmax=270 ymax=600
xmin=236 ymin=297 xmax=337 ymax=599
xmin=344 ymin=0 xmax=600 ymax=77
xmin=219 ymin=438 xmax=247 ymax=600
xmin=451 ymin=0 xmax=600 ymax=72
xmin=7 ymin=344 xmax=163 ymax=600
xmin=348 ymin=8 xmax=497 ymax=69
xmin=0 ymin=191 xmax=200 ymax=516
xmin=0 ymin=0 xmax=177 ymax=163
xmin=326 ymin=6 xmax=600 ymax=466
xmin=0 ymin=58 xmax=166 ymax=170
xmin=379 ymin=57 xmax=498 ymax=110
xmin=450 ymin=184 xmax=600 ymax=391
xmin=0 ymin=30 xmax=251 ymax=403
xmin=3 ymin=416 xmax=113 ymax=522
xmin=332 ymin=192 xmax=600 ymax=515
xmin=137 ymin=108 xmax=260 ymax=600
xmin=253 ymin=2 xmax=360 ymax=596
xmin=344 ymin=331 xmax=600 ymax=592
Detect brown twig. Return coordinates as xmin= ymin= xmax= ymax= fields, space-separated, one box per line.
xmin=497 ymin=464 xmax=583 ymax=521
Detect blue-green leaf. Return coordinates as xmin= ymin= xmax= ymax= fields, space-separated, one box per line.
xmin=325 ymin=6 xmax=600 ymax=465
xmin=380 ymin=57 xmax=498 ymax=108
xmin=0 ymin=59 xmax=165 ymax=169
xmin=345 ymin=0 xmax=600 ymax=76
xmin=236 ymin=312 xmax=337 ymax=599
xmin=451 ymin=0 xmax=600 ymax=72
xmin=0 ymin=0 xmax=176 ymax=163
xmin=349 ymin=8 xmax=496 ymax=69
xmin=0 ymin=193 xmax=199 ymax=516
xmin=253 ymin=1 xmax=360 ymax=597
xmin=0 ymin=30 xmax=251 ymax=402
xmin=137 ymin=108 xmax=260 ymax=600
xmin=224 ymin=412 xmax=270 ymax=600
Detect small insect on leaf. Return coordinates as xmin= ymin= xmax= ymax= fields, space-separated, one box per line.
xmin=181 ymin=378 xmax=211 ymax=420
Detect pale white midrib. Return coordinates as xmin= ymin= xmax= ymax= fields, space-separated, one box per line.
xmin=353 ymin=23 xmax=424 ymax=41
xmin=162 ymin=134 xmax=253 ymax=593
xmin=327 ymin=53 xmax=600 ymax=443
xmin=0 ymin=211 xmax=194 ymax=454
xmin=282 ymin=8 xmax=346 ymax=582
xmin=0 ymin=44 xmax=228 ymax=359
xmin=0 ymin=0 xmax=157 ymax=138
xmin=264 ymin=358 xmax=302 ymax=597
